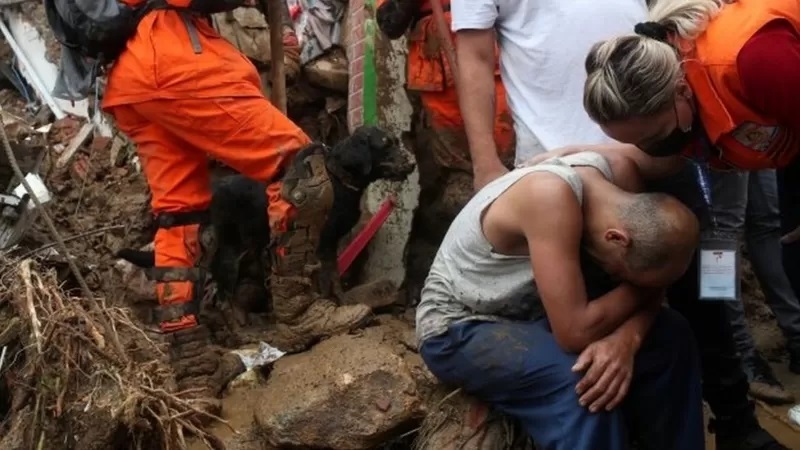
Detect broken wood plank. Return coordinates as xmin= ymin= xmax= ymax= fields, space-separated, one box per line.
xmin=56 ymin=122 xmax=93 ymax=168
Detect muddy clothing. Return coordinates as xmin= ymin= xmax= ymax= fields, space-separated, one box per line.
xmin=377 ymin=0 xmax=515 ymax=172
xmin=103 ymin=2 xmax=312 ymax=332
xmin=264 ymin=145 xmax=372 ymax=353
xmin=416 ymin=154 xmax=703 ymax=449
xmin=416 ymin=151 xmax=612 ymax=343
xmin=421 ymin=308 xmax=704 ymax=450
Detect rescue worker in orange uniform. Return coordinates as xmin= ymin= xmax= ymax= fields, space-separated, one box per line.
xmin=376 ymin=0 xmax=514 ymax=173
xmin=376 ymin=0 xmax=515 ymax=301
xmin=102 ymin=0 xmax=371 ymax=404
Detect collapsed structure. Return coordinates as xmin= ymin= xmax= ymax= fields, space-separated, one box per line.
xmin=0 ymin=2 xmax=796 ymax=450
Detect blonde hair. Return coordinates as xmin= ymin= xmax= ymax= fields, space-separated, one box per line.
xmin=584 ymin=0 xmax=732 ymax=124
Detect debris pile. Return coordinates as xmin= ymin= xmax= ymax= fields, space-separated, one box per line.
xmin=0 ymin=258 xmax=223 ymax=450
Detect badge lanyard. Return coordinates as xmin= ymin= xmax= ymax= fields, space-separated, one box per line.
xmin=693 ymin=135 xmax=740 ymax=302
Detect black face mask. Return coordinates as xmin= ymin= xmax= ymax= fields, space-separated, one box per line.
xmin=638 ymin=125 xmax=697 ymax=157
xmin=636 ymin=102 xmax=700 ymax=157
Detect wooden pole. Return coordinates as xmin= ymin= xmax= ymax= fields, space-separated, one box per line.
xmin=265 ymin=0 xmax=287 ymax=114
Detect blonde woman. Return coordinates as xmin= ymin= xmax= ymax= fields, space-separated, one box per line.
xmin=581 ymin=0 xmax=798 ymax=173
xmin=523 ymin=1 xmax=798 ymax=449
xmin=582 ymin=0 xmax=800 ymax=411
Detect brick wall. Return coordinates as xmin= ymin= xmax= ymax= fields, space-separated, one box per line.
xmin=347 ymin=0 xmax=366 ymax=132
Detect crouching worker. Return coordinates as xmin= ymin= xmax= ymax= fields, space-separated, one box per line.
xmin=416 ymin=151 xmax=704 ymax=449
xmin=46 ymin=0 xmax=372 ymax=408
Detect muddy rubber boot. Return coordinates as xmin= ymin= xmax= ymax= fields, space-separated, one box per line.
xmin=266 ymin=144 xmax=372 ymax=353
xmin=164 ymin=324 xmax=223 ymax=417
xmin=743 ymin=354 xmax=794 ymax=405
xmin=267 ymin=297 xmax=372 ymax=353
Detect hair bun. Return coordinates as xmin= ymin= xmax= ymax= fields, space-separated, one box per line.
xmin=634 ymin=21 xmax=669 ymax=42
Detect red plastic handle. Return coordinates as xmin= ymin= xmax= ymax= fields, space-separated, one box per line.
xmin=337 ymin=196 xmax=396 ymax=275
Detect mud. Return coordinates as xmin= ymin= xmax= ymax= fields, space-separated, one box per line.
xmin=0 ymin=11 xmax=798 ymax=447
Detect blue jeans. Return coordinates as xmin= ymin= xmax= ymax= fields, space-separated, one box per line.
xmin=710 ymin=170 xmax=800 ymax=359
xmin=419 ymin=308 xmax=704 ymax=450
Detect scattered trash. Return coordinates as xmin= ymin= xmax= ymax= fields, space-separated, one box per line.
xmin=0 ymin=345 xmax=7 ymax=373
xmin=232 ymin=341 xmax=286 ymax=370
xmin=11 ymin=172 xmax=50 ymax=210
xmin=789 ymin=404 xmax=800 ymax=427
xmin=0 ymin=172 xmax=52 ymax=248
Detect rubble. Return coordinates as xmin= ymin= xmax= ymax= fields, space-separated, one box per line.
xmin=253 ymin=330 xmax=424 ymax=449
xmin=0 ymin=1 xmax=796 ymax=450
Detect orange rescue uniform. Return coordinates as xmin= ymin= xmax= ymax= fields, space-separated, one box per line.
xmin=681 ymin=0 xmax=800 ymax=170
xmin=405 ymin=0 xmax=514 ymax=171
xmin=103 ymin=1 xmax=310 ymax=331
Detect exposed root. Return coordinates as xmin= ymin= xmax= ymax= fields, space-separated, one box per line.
xmin=0 ymin=257 xmax=225 ymax=450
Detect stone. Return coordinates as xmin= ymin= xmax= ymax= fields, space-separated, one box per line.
xmin=304 ymin=50 xmax=349 ymax=93
xmin=254 ymin=332 xmax=423 ymax=449
xmin=212 ymin=9 xmax=271 ymax=65
xmin=90 ymin=136 xmax=111 ymax=152
xmin=343 ymin=279 xmax=399 ymax=309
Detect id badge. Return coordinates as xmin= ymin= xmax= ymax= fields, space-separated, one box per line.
xmin=698 ymin=233 xmax=740 ymax=302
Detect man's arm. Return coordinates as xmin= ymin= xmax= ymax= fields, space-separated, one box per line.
xmin=516 ymin=176 xmax=660 ymax=352
xmin=450 ymin=0 xmax=505 ymax=189
xmin=518 ymin=143 xmax=685 ymax=181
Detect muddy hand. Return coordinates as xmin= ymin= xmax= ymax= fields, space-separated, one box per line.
xmin=572 ymin=335 xmax=634 ymax=413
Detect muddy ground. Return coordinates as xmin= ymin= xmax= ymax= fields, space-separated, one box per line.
xmin=0 ymin=75 xmax=799 ymax=448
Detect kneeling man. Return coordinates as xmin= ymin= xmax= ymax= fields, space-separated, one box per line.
xmin=417 ymin=151 xmax=704 ymax=450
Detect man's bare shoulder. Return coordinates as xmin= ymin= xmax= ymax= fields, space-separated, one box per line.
xmin=499 ymin=172 xmax=581 ymax=223
xmin=483 ymin=172 xmax=581 ymax=252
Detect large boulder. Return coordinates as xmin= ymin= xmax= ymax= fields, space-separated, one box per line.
xmin=254 ymin=331 xmax=424 ymax=449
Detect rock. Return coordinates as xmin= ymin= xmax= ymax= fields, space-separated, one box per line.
xmin=254 ymin=333 xmax=423 ymax=449
xmin=212 ymin=9 xmax=271 ymax=65
xmin=90 ymin=136 xmax=112 ymax=152
xmin=304 ymin=50 xmax=349 ymax=93
xmin=343 ymin=279 xmax=399 ymax=309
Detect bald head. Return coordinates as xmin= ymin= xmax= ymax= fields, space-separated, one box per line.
xmin=617 ymin=192 xmax=700 ymax=273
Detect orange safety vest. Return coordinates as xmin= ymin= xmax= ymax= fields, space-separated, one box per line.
xmin=682 ymin=0 xmax=800 ymax=170
xmin=406 ymin=0 xmax=501 ymax=92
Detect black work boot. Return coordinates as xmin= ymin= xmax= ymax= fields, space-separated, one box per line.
xmin=711 ymin=415 xmax=788 ymax=450
xmin=742 ymin=353 xmax=794 ymax=405
xmin=788 ymin=346 xmax=800 ymax=374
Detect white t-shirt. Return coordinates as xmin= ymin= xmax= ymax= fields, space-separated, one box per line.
xmin=451 ymin=0 xmax=648 ymax=162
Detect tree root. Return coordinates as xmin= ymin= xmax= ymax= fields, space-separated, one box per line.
xmin=0 ymin=257 xmax=227 ymax=449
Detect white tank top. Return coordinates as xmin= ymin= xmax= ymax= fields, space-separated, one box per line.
xmin=416 ymin=152 xmax=614 ymax=343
